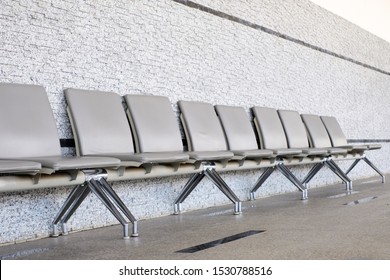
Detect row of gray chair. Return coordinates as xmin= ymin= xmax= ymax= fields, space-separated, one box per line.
xmin=0 ymin=83 xmax=384 ymax=239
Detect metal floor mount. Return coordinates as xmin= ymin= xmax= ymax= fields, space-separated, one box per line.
xmin=174 ymin=163 xmax=242 ymax=215
xmin=345 ymin=155 xmax=385 ymax=184
xmin=250 ymin=162 xmax=307 ymax=201
xmin=303 ymin=159 xmax=353 ymax=191
xmin=51 ymin=169 xmax=138 ymax=239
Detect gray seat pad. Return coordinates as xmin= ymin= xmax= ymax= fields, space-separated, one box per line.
xmin=125 ymin=152 xmax=189 ymax=164
xmin=26 ymin=156 xmax=121 ymax=171
xmin=187 ymin=151 xmax=234 ymax=161
xmin=96 ymin=152 xmax=189 ymax=164
xmin=349 ymin=144 xmax=368 ymax=151
xmin=231 ymin=149 xmax=274 ymax=158
xmin=367 ymin=144 xmax=381 ymax=150
xmin=337 ymin=144 xmax=367 ymax=151
xmin=301 ymin=148 xmax=329 ymax=156
xmin=327 ymin=148 xmax=348 ymax=155
xmin=0 ymin=160 xmax=41 ymax=173
xmin=272 ymin=148 xmax=302 ymax=156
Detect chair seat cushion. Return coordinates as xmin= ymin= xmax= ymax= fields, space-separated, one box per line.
xmin=337 ymin=144 xmax=367 ymax=151
xmin=187 ymin=151 xmax=234 ymax=161
xmin=231 ymin=149 xmax=274 ymax=158
xmin=367 ymin=144 xmax=381 ymax=150
xmin=301 ymin=148 xmax=329 ymax=156
xmin=128 ymin=152 xmax=190 ymax=164
xmin=327 ymin=148 xmax=348 ymax=155
xmin=272 ymin=148 xmax=302 ymax=156
xmin=0 ymin=160 xmax=41 ymax=173
xmin=26 ymin=156 xmax=121 ymax=171
xmin=94 ymin=152 xmax=190 ymax=164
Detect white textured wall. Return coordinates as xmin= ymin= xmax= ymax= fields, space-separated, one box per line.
xmin=1 ymin=0 xmax=390 ymax=244
xmin=195 ymin=0 xmax=390 ymax=73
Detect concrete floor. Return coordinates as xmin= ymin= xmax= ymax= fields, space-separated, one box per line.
xmin=0 ymin=175 xmax=389 ymax=260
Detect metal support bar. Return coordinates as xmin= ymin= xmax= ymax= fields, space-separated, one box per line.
xmin=88 ymin=179 xmax=131 ymax=239
xmin=250 ymin=167 xmax=275 ymax=200
xmin=174 ymin=172 xmax=205 ymax=214
xmin=52 ymin=184 xmax=84 ymax=225
xmin=250 ymin=163 xmax=307 ymax=200
xmin=303 ymin=159 xmax=353 ymax=191
xmin=302 ymin=162 xmax=324 ymax=187
xmin=277 ymin=164 xmax=307 ymax=199
xmin=173 ymin=163 xmax=241 ymax=215
xmin=362 ymin=157 xmax=385 ymax=183
xmin=205 ymin=168 xmax=241 ymax=214
xmin=205 ymin=168 xmax=239 ymax=202
xmin=60 ymin=187 xmax=91 ymax=235
xmin=51 ymin=184 xmax=87 ymax=237
xmin=98 ymin=178 xmax=138 ymax=237
xmin=277 ymin=164 xmax=305 ymax=192
xmin=326 ymin=159 xmax=352 ymax=191
xmin=345 ymin=159 xmax=361 ymax=175
xmin=345 ymin=157 xmax=385 ymax=184
xmin=51 ymin=170 xmax=138 ymax=239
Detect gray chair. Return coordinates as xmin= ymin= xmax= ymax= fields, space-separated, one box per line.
xmin=278 ymin=110 xmax=352 ymax=191
xmin=215 ymin=105 xmax=304 ymax=200
xmin=0 ymin=84 xmax=120 ymax=174
xmin=320 ymin=116 xmax=384 ymax=183
xmin=214 ymin=105 xmax=275 ymax=161
xmin=177 ymin=100 xmax=241 ymax=214
xmin=124 ymin=94 xmax=190 ymax=169
xmin=301 ymin=114 xmax=356 ymax=190
xmin=66 ymin=89 xmax=189 ymax=170
xmin=0 ymin=83 xmax=130 ymax=238
xmin=65 ymin=89 xmax=191 ymax=236
xmin=250 ymin=107 xmax=310 ymax=199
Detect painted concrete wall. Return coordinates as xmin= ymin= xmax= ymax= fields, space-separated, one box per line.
xmin=1 ymin=0 xmax=389 ymax=244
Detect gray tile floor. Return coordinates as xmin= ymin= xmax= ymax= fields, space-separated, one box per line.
xmin=1 ymin=175 xmax=389 ymax=260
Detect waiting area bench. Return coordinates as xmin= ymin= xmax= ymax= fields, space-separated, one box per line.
xmin=0 ymin=83 xmax=384 ymax=239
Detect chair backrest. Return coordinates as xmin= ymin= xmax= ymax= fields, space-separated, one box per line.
xmin=301 ymin=114 xmax=333 ymax=148
xmin=320 ymin=116 xmax=348 ymax=146
xmin=65 ymin=88 xmax=135 ymax=156
xmin=0 ymin=83 xmax=61 ymax=158
xmin=124 ymin=95 xmax=184 ymax=153
xmin=251 ymin=107 xmax=288 ymax=149
xmin=215 ymin=105 xmax=259 ymax=150
xmin=278 ymin=109 xmax=309 ymax=148
xmin=178 ymin=101 xmax=228 ymax=152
